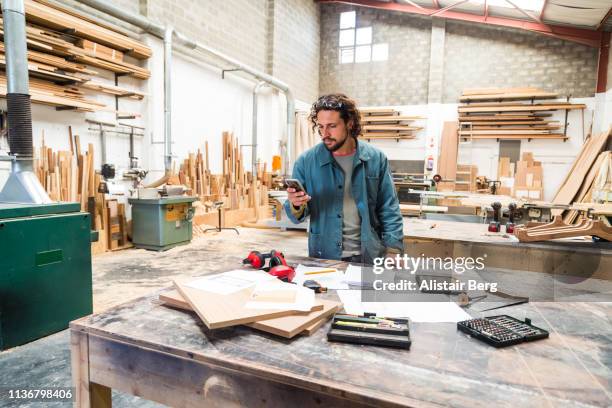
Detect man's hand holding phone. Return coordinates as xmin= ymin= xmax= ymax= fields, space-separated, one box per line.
xmin=285 ymin=179 xmax=311 ymax=209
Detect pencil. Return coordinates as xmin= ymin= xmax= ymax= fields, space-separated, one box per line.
xmin=304 ymin=268 xmax=337 ymax=275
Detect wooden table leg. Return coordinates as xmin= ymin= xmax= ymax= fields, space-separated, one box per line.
xmin=71 ymin=330 xmax=112 ymax=407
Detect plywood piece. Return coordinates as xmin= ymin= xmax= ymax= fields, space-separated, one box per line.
xmin=160 ymin=290 xmax=339 ymax=338
xmin=174 ymin=278 xmax=321 ymax=329
xmin=437 ymin=121 xmax=458 ymax=190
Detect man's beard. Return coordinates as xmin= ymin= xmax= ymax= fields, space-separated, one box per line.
xmin=323 ymin=136 xmax=348 ymax=152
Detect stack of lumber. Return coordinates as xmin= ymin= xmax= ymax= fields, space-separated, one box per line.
xmin=24 ymin=0 xmax=151 ymax=59
xmin=457 ymin=87 xmax=584 ymax=140
xmin=592 ymin=152 xmax=612 ymax=202
xmin=497 ymin=157 xmax=514 ymax=196
xmin=159 ymin=271 xmax=342 ymax=339
xmin=359 ymin=108 xmax=425 ymax=140
xmin=436 ymin=121 xmax=458 ymax=191
xmin=34 ymin=130 xmax=130 ymax=254
xmin=455 ymin=164 xmax=477 ymax=192
xmin=176 ymin=132 xmax=269 ymax=213
xmin=0 ymin=0 xmax=150 ymax=111
xmin=553 ymin=128 xmax=611 ymax=222
xmin=513 ymin=153 xmax=543 ymax=200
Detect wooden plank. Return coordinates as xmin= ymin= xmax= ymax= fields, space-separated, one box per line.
xmin=360 ymin=115 xmax=424 ymax=122
xmin=458 ymin=104 xmax=586 ymax=113
xmin=462 ymin=87 xmax=543 ymax=96
xmin=553 ymin=129 xmax=611 ymax=206
xmin=363 ymin=125 xmax=422 ymax=131
xmin=24 ymin=0 xmax=152 ymax=59
xmin=174 ymin=276 xmax=322 ymax=329
xmin=459 ymin=92 xmax=558 ymax=102
xmin=160 ymin=290 xmax=340 ymax=338
xmin=461 ymin=135 xmax=567 ymax=140
xmin=359 ymin=108 xmax=397 ymax=115
xmin=460 ymin=129 xmax=554 ymax=135
xmin=437 ymin=122 xmax=458 ymax=191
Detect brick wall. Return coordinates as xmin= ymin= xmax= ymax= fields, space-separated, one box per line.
xmin=443 ymin=21 xmax=599 ymax=102
xmin=319 ymin=3 xmax=432 ymax=106
xmin=319 ymin=5 xmax=600 ymax=104
xmin=146 ymin=0 xmax=269 ymax=73
xmin=271 ymin=0 xmax=320 ymax=103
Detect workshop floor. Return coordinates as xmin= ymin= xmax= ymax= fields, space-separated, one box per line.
xmin=0 ymin=227 xmax=307 ymax=407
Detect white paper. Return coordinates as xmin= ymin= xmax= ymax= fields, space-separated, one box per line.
xmin=294 ymin=264 xmax=349 ymax=290
xmin=336 ymin=290 xmax=471 ymax=323
xmin=343 ymin=264 xmax=372 ymax=288
xmin=185 ymin=270 xmax=274 ymax=295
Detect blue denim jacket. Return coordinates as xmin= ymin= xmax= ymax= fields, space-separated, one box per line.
xmin=284 ymin=140 xmax=403 ymax=263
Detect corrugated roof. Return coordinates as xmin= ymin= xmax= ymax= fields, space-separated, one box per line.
xmin=393 ymin=0 xmax=612 ymax=30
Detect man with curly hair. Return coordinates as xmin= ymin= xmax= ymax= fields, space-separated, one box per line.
xmin=285 ymin=93 xmax=403 ymax=265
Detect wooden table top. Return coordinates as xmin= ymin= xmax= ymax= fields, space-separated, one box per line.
xmin=71 ymin=258 xmax=611 ymax=407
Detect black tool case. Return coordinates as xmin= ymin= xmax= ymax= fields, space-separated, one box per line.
xmin=457 ymin=315 xmax=549 ymax=348
xmin=327 ymin=314 xmax=411 ymax=349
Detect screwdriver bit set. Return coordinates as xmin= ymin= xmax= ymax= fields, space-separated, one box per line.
xmin=457 ymin=315 xmax=549 ymax=347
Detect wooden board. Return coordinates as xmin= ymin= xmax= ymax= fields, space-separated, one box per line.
xmin=458 ymin=103 xmax=586 ymax=113
xmin=174 ymin=278 xmax=322 ymax=329
xmin=553 ymin=129 xmax=611 ymax=206
xmin=360 ymin=108 xmax=397 ymax=115
xmin=437 ymin=122 xmax=458 ymax=191
xmin=24 ymin=0 xmax=152 ymax=59
xmin=360 ymin=115 xmax=424 ymax=122
xmin=160 ymin=290 xmax=340 ymax=338
xmin=461 ymin=135 xmax=567 ymax=140
xmin=459 ymin=92 xmax=558 ymax=102
xmin=363 ymin=125 xmax=422 ymax=131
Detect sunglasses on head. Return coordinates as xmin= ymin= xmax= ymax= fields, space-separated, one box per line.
xmin=316 ymin=100 xmax=344 ymax=110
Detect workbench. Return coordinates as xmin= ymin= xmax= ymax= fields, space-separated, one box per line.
xmin=70 ymin=257 xmax=611 ymax=407
xmin=403 ymin=218 xmax=612 ymax=280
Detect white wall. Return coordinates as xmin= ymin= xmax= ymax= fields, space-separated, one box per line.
xmin=360 ymin=97 xmax=596 ymax=201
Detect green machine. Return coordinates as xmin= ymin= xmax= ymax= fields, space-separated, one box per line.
xmin=0 ymin=202 xmax=93 ymax=350
xmin=129 ymin=196 xmax=196 ymax=251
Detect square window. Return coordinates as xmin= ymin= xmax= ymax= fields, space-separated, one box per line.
xmin=372 ymin=43 xmax=388 ymax=61
xmin=355 ymin=45 xmax=371 ymax=63
xmin=339 ymin=47 xmax=354 ymax=64
xmin=339 ymin=29 xmax=355 ymax=47
xmin=340 ymin=11 xmax=356 ymax=29
xmin=356 ymin=27 xmax=372 ymax=45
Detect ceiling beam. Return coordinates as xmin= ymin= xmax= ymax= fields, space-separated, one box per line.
xmin=539 ymin=0 xmax=548 ymax=21
xmin=317 ymin=0 xmax=603 ymax=48
xmin=430 ymin=0 xmax=469 ymax=17
xmin=596 ymin=31 xmax=610 ymax=93
xmin=596 ymin=6 xmax=612 ymax=31
xmin=398 ymin=0 xmax=425 ymax=10
xmin=504 ymin=0 xmax=543 ymax=24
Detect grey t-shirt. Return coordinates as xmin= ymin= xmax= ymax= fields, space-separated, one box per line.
xmin=334 ymin=152 xmax=362 ymax=257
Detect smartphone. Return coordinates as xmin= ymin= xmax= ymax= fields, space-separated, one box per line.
xmin=284 ymin=178 xmax=306 ymax=193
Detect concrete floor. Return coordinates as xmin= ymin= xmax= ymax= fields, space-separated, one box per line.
xmin=0 ymin=227 xmax=307 ymax=407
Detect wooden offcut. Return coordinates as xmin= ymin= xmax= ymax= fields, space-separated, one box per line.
xmin=174 ymin=279 xmax=323 ymax=330
xmin=160 ymin=290 xmax=340 ymax=338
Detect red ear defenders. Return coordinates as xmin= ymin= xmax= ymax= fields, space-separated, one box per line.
xmin=242 ymin=250 xmax=295 ymax=282
xmin=242 ymin=250 xmax=271 ymax=269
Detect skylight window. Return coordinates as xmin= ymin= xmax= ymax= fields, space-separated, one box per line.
xmin=469 ymin=0 xmax=545 ymax=13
